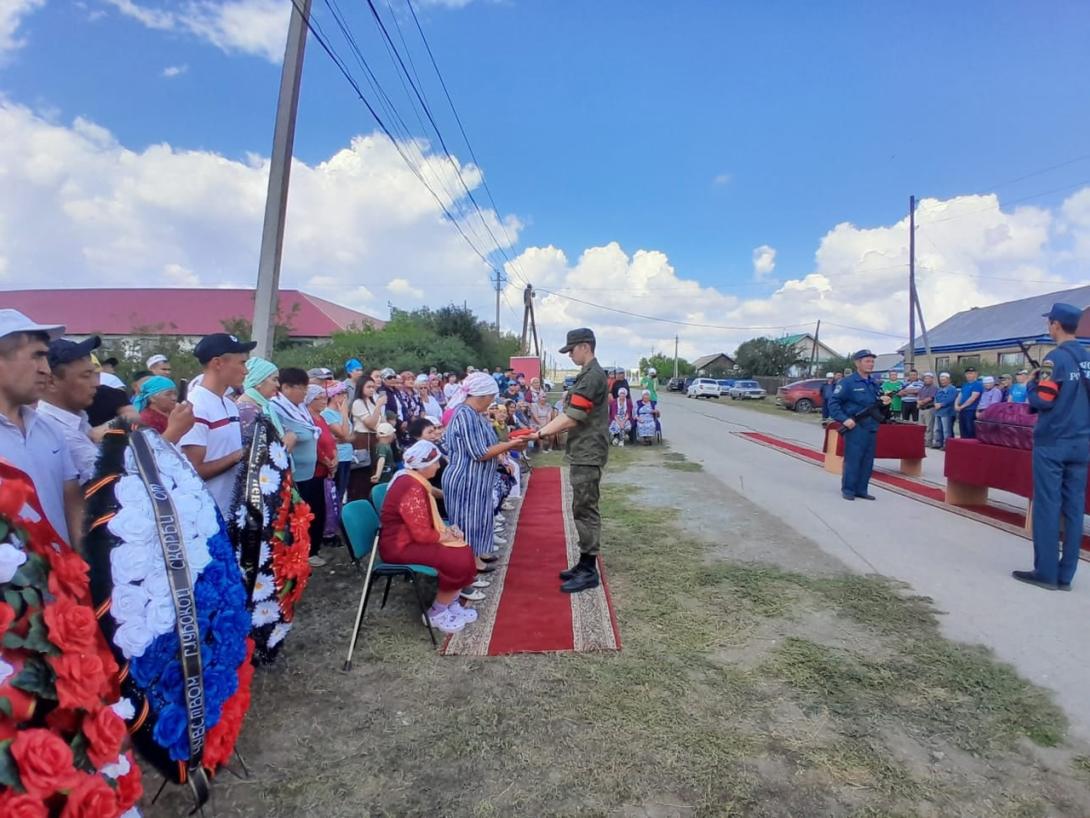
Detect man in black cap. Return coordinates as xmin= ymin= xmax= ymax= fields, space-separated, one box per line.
xmin=178 ymin=332 xmax=256 ymax=515
xmin=38 ymin=336 xmax=103 ymax=485
xmin=532 ymin=328 xmax=610 ymax=592
xmin=1013 ymin=302 xmax=1090 ymax=591
xmin=953 ymin=366 xmax=983 ymax=438
xmin=826 ymin=349 xmax=891 ymax=501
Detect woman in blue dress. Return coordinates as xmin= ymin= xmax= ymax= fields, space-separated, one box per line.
xmin=442 ymin=372 xmax=528 ymax=570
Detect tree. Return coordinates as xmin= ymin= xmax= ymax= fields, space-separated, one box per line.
xmin=272 ymin=303 xmax=521 ymax=375
xmin=820 ymin=355 xmax=856 ymax=377
xmin=638 ymin=354 xmax=693 ymax=382
xmin=734 ymin=337 xmax=804 ymax=377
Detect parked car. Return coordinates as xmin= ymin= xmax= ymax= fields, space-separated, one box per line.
xmin=776 ymin=378 xmax=827 ymax=413
xmin=687 ymin=378 xmax=721 ymax=399
xmin=728 ymin=380 xmax=766 ymax=400
xmin=716 ymin=379 xmax=736 ymax=396
xmin=563 ymin=376 xmax=576 ymax=390
xmin=666 ymin=377 xmax=686 ymax=392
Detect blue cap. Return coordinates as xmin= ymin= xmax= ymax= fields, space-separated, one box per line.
xmin=345 ymin=358 xmax=362 ymax=373
xmin=852 ymin=349 xmax=876 ymax=360
xmin=1043 ymin=302 xmax=1083 ymax=328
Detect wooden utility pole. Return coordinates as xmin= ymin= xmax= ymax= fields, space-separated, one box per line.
xmin=490 ymin=270 xmax=505 ymax=338
xmin=810 ymin=319 xmax=821 ymax=375
xmin=907 ymin=194 xmax=917 ymax=370
xmin=252 ymin=0 xmax=311 ymax=359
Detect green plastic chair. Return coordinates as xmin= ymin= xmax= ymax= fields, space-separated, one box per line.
xmin=369 ymin=481 xmax=390 ymax=513
xmin=341 ymin=500 xmax=440 ymax=670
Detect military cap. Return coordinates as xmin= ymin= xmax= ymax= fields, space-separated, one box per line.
xmin=559 ymin=327 xmax=596 ymax=353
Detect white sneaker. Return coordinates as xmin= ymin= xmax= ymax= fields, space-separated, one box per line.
xmin=308 ymin=555 xmax=327 ymax=568
xmin=460 ymin=589 xmax=486 ymax=602
xmin=425 ymin=609 xmax=465 ymax=634
xmin=472 ymin=578 xmax=491 ymax=589
xmin=448 ymin=601 xmax=478 ymax=624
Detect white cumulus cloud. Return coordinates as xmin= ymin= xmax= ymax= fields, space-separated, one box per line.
xmin=751 ymin=244 xmax=776 ymax=280
xmin=161 ymin=64 xmax=188 ymax=78
xmin=104 ymin=0 xmax=290 ymax=62
xmin=0 ymin=103 xmax=515 ymax=317
xmin=0 ymin=0 xmax=45 ymax=57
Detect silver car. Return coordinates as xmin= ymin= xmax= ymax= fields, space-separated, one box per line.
xmin=728 ymin=380 xmax=767 ymax=400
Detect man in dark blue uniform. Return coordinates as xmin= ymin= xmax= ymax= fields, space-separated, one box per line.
xmin=826 ymin=350 xmax=892 ymax=501
xmin=1014 ymin=302 xmax=1090 ymax=591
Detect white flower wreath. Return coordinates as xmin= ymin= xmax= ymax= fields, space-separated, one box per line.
xmin=106 ymin=432 xmax=224 ymax=659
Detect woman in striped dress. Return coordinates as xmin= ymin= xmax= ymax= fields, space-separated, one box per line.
xmin=442 ymin=373 xmax=528 ymax=570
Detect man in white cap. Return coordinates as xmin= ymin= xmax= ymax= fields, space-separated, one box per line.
xmin=977 ymin=374 xmax=1004 ymax=416
xmin=0 ymin=309 xmax=83 ymax=547
xmin=146 ymin=353 xmax=171 ymax=378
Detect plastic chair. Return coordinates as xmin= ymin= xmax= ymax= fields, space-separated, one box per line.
xmin=369 ymin=481 xmax=390 ymax=513
xmin=341 ymin=500 xmax=440 ymax=670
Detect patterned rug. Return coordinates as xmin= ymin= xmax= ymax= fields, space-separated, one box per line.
xmin=735 ymin=430 xmax=1090 ymax=556
xmin=441 ymin=466 xmax=622 ymax=656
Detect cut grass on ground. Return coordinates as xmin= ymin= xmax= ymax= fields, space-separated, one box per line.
xmin=150 ymin=444 xmax=1090 ymax=818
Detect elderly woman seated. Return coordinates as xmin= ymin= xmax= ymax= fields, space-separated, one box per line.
xmin=378 ymin=440 xmax=479 ymax=634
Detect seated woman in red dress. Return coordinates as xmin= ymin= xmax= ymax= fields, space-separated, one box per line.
xmin=378 ymin=440 xmax=478 ymax=634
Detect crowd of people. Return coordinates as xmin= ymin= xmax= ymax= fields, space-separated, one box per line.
xmin=0 ymin=308 xmax=606 ymax=640
xmin=819 ymin=365 xmax=1032 ymax=449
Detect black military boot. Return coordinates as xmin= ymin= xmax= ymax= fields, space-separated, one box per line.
xmin=560 ymin=555 xmax=599 ymax=593
xmin=559 ymin=553 xmax=596 ymax=581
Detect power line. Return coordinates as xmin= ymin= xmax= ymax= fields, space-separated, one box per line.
xmin=403 ymin=0 xmax=530 ymax=287
xmin=535 ymin=287 xmax=906 ymax=339
xmin=360 ymin=0 xmax=523 ymax=279
xmin=294 ymin=0 xmax=507 ymax=280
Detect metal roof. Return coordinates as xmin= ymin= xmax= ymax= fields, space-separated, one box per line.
xmin=910 ymin=284 xmax=1090 ymax=354
xmin=0 ymin=288 xmax=384 ymax=338
xmin=692 ymin=353 xmax=735 ymax=370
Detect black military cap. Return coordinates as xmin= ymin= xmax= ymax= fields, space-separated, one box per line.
xmin=559 ymin=327 xmax=596 ymax=353
xmin=48 ymin=336 xmax=101 ymax=369
xmin=194 ymin=332 xmax=257 ymax=364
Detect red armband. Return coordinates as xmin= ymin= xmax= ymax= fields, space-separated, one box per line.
xmin=570 ymin=394 xmax=594 ymax=411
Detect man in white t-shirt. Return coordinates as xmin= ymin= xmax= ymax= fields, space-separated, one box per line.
xmin=178 ymin=333 xmax=256 ymax=516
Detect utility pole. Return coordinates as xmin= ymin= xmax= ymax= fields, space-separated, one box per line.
xmin=907 ymin=194 xmax=916 ymax=370
xmin=673 ymin=334 xmax=679 ymax=379
xmin=810 ymin=319 xmax=821 ymax=376
xmin=252 ymin=0 xmax=312 ymax=359
xmin=490 ymin=270 xmax=506 ymax=338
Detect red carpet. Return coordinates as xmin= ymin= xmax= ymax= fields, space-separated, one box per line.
xmin=441 ymin=467 xmax=622 ymax=656
xmin=736 ymin=430 xmax=1090 ymax=555
xmin=489 ymin=468 xmax=576 ymax=653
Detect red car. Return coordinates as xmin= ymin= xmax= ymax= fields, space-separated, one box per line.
xmin=776 ymin=378 xmax=827 ymax=413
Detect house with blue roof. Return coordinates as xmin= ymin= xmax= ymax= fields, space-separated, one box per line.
xmin=905 ymin=285 xmax=1090 ymax=373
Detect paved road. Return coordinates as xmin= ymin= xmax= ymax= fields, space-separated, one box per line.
xmin=658 ymin=392 xmax=1090 ymax=743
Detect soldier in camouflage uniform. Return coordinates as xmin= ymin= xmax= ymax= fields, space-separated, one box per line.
xmin=532 ymin=328 xmax=610 ymax=593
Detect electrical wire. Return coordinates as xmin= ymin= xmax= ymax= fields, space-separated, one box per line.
xmin=403 ymin=0 xmax=531 ymax=287
xmin=535 ymin=287 xmax=906 ymax=339
xmin=360 ymin=0 xmax=524 ymax=278
xmin=292 ymin=0 xmax=508 ymax=280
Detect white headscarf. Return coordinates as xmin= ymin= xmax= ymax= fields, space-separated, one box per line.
xmin=446 ymin=371 xmax=499 ymax=409
xmin=403 ymin=440 xmax=441 ymax=469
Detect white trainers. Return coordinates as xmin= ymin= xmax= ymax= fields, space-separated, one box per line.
xmin=448 ymin=601 xmax=478 ymax=624
xmin=471 ymin=578 xmax=491 ymax=589
xmin=308 ymin=555 xmax=327 ymax=568
xmin=459 ymin=588 xmax=486 ymax=602
xmin=424 ymin=609 xmax=465 ymax=634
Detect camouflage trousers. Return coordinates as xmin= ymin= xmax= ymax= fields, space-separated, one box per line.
xmin=569 ymin=464 xmax=602 ymax=557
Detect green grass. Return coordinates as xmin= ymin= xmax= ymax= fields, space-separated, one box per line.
xmin=151 ymin=448 xmax=1086 ymax=818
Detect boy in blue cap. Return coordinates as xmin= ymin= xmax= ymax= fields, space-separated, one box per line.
xmin=1014 ymin=302 xmax=1090 ymax=591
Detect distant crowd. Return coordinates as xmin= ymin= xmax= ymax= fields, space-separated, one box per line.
xmin=820 ymin=366 xmax=1029 ymax=449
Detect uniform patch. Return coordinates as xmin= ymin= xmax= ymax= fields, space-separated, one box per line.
xmin=571 ymin=394 xmax=594 ymax=410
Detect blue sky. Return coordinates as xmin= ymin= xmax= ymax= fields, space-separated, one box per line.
xmin=3 ymin=0 xmax=1090 ymax=361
